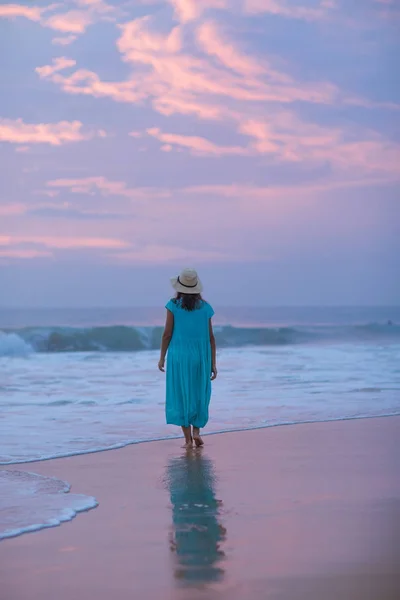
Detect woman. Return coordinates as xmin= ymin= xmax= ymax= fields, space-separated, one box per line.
xmin=158 ymin=268 xmax=217 ymax=449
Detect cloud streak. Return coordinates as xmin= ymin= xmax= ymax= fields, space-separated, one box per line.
xmin=196 ymin=20 xmax=265 ymax=76
xmin=36 ymin=57 xmax=77 ymax=78
xmin=52 ymin=35 xmax=78 ymax=45
xmin=184 ymin=175 xmax=399 ymax=200
xmin=146 ymin=127 xmax=249 ymax=156
xmin=0 ymin=249 xmax=53 ymax=259
xmin=0 ymin=118 xmax=103 ymax=146
xmin=243 ymin=0 xmax=334 ymax=21
xmin=0 ymin=1 xmax=117 ymax=41
xmin=0 ymin=235 xmax=130 ymax=250
xmin=111 ymin=244 xmax=236 ymax=264
xmin=44 ymin=10 xmax=94 ymax=33
xmin=0 ymin=4 xmax=43 ymax=22
xmin=46 ymin=176 xmax=171 ymax=199
xmin=168 ymin=0 xmax=228 ymax=23
xmin=238 ymin=110 xmax=400 ymax=175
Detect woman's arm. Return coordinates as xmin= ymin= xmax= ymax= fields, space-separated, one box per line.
xmin=209 ymin=319 xmax=217 ymax=380
xmin=158 ymin=310 xmax=174 ymax=371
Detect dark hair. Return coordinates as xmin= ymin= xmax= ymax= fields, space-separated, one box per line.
xmin=174 ymin=292 xmax=203 ymax=311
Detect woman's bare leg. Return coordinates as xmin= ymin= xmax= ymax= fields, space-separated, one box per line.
xmin=192 ymin=427 xmax=204 ymax=447
xmin=181 ymin=426 xmax=193 ymax=448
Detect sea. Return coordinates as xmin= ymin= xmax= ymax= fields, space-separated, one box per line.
xmin=1 ymin=305 xmax=400 ymax=540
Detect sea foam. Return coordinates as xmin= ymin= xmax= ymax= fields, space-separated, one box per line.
xmin=0 ymin=332 xmax=32 ymax=357
xmin=0 ymin=470 xmax=97 ymax=540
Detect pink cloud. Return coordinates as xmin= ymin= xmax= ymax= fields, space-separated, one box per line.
xmin=29 ymin=4 xmax=398 ymax=175
xmin=52 ymin=34 xmax=78 ymax=46
xmin=38 ymin=13 xmax=388 ymax=125
xmin=0 ymin=204 xmax=27 ymax=216
xmin=168 ymin=0 xmax=228 ymax=23
xmin=0 ymin=235 xmax=130 ymax=250
xmin=117 ymin=16 xmax=182 ymax=55
xmin=237 ymin=110 xmax=400 ymax=175
xmin=111 ymin=244 xmax=234 ymax=264
xmin=39 ymin=35 xmax=389 ymax=124
xmin=329 ymin=140 xmax=400 ymax=175
xmin=0 ymin=198 xmax=118 ymax=220
xmin=0 ymin=249 xmax=53 ymax=259
xmin=0 ymin=118 xmax=101 ymax=146
xmin=46 ymin=176 xmax=171 ymax=199
xmin=338 ymin=95 xmax=400 ymax=112
xmin=184 ymin=174 xmax=400 ymax=202
xmin=35 ymin=57 xmax=76 ymax=78
xmin=169 ymin=0 xmax=199 ymax=22
xmin=74 ymin=0 xmax=115 ymax=13
xmin=0 ymin=0 xmax=117 ymax=42
xmin=184 ymin=183 xmax=301 ymax=199
xmin=239 ymin=112 xmax=341 ymax=158
xmin=44 ymin=10 xmax=93 ymax=33
xmin=15 ymin=145 xmax=30 ymax=153
xmin=152 ymin=94 xmax=223 ymax=120
xmin=196 ymin=20 xmax=265 ymax=76
xmin=0 ymin=4 xmax=43 ymax=22
xmin=243 ymin=0 xmax=332 ymax=21
xmin=34 ymin=190 xmax=60 ymax=198
xmin=115 ymin=16 xmax=338 ymax=108
xmin=146 ymin=127 xmax=249 ymax=156
xmin=143 ymin=110 xmax=400 ymax=176
xmin=118 ymin=39 xmax=265 ymax=103
xmin=37 ymin=62 xmax=145 ymax=104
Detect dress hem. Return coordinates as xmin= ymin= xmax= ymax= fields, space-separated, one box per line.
xmin=166 ymin=419 xmax=208 ymax=428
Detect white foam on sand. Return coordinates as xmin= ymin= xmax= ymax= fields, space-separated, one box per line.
xmin=0 ymin=470 xmax=98 ymax=540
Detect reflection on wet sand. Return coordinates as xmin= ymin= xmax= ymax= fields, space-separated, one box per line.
xmin=165 ymin=451 xmax=227 ymax=585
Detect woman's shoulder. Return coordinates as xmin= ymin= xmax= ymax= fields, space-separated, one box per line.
xmin=165 ymin=298 xmax=178 ymax=312
xmin=201 ymin=300 xmax=214 ymax=317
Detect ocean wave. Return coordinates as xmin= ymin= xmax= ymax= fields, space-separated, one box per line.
xmin=0 ymin=332 xmax=33 ymax=356
xmin=0 ymin=322 xmax=399 ymax=355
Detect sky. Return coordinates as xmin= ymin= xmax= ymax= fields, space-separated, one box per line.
xmin=0 ymin=0 xmax=399 ymax=307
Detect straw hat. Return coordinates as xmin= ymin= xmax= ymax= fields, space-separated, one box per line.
xmin=170 ymin=268 xmax=203 ymax=294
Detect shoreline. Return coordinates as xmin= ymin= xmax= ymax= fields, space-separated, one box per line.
xmin=2 ymin=411 xmax=399 ymax=467
xmin=1 ymin=416 xmax=400 ymax=599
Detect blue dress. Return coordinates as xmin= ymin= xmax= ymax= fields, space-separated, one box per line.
xmin=165 ymin=299 xmax=214 ymax=428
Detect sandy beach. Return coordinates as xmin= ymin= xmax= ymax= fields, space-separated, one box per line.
xmin=1 ymin=416 xmax=399 ymax=600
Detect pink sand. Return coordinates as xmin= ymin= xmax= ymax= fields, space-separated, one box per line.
xmin=1 ymin=417 xmax=400 ymax=600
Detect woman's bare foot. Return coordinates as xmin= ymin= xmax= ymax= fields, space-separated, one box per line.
xmin=192 ymin=427 xmax=204 ymax=447
xmin=181 ymin=426 xmax=193 ymax=449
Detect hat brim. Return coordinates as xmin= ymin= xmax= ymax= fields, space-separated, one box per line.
xmin=170 ymin=277 xmax=203 ymax=294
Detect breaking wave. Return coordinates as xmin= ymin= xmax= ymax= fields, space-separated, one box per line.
xmin=0 ymin=322 xmax=399 ymax=356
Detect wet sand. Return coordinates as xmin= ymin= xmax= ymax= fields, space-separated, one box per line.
xmin=1 ymin=416 xmax=400 ymax=600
